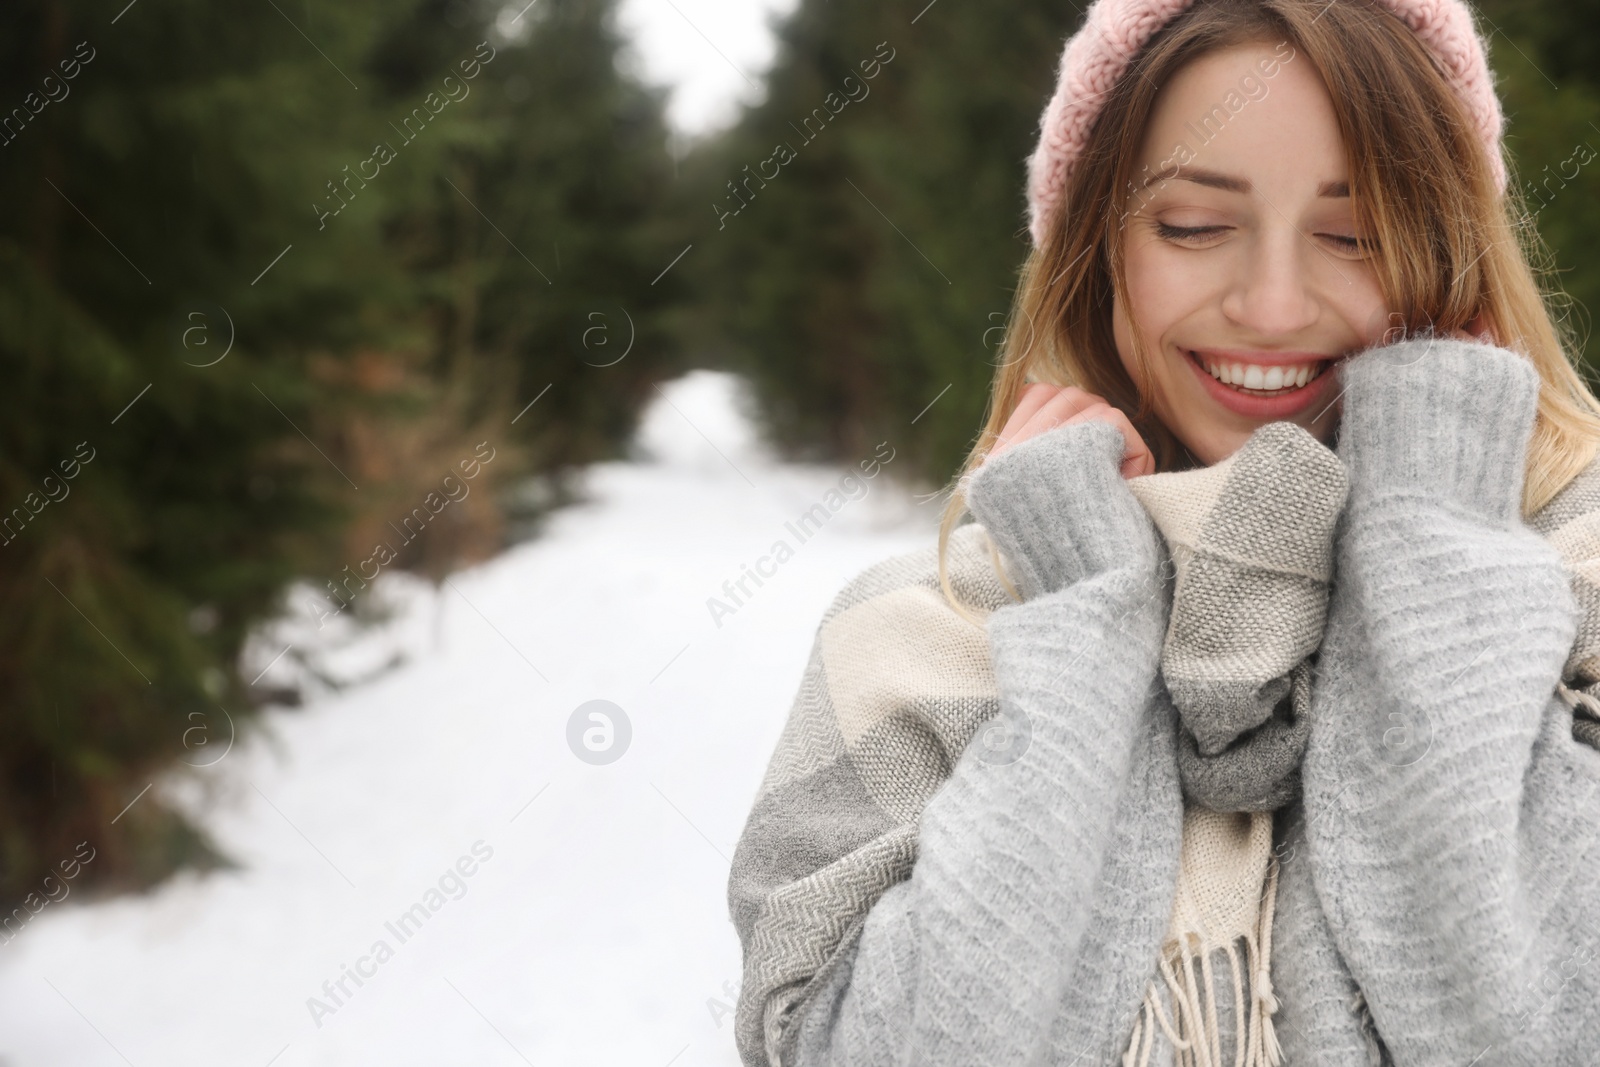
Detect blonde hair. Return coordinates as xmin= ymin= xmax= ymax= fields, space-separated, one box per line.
xmin=937 ymin=0 xmax=1600 ymax=623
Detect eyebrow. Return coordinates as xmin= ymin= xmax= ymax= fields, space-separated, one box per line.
xmin=1138 ymin=165 xmax=1349 ymax=197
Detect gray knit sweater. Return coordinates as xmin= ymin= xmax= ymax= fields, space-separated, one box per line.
xmin=728 ymin=337 xmax=1600 ymax=1064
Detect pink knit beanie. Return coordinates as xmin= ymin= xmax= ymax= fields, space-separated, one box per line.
xmin=1025 ymin=0 xmax=1506 ymax=247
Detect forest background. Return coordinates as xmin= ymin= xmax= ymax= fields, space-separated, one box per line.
xmin=3 ymin=0 xmax=1596 ymax=912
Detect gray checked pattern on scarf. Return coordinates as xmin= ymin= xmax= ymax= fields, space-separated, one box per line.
xmin=1126 ymin=420 xmax=1348 ymax=814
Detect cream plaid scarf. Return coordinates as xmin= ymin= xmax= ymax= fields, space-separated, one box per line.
xmin=1120 ymin=420 xmax=1600 ymax=1066
xmin=727 ymin=419 xmax=1600 ymax=1067
xmin=1117 ymin=421 xmax=1346 ymax=1066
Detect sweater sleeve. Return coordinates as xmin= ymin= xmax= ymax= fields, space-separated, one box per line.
xmin=728 ymin=420 xmax=1176 ymax=1066
xmin=1303 ymin=336 xmax=1600 ymax=1063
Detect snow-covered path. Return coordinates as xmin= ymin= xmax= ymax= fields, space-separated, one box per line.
xmin=0 ymin=371 xmax=941 ymax=1067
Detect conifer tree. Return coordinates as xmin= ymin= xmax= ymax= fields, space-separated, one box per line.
xmin=0 ymin=0 xmax=682 ymax=913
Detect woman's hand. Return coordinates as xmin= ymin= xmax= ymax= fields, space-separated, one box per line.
xmin=1333 ymin=327 xmax=1535 ymax=523
xmin=988 ymin=383 xmax=1155 ymax=479
xmin=1462 ymin=311 xmax=1496 ymax=345
xmin=961 ymin=386 xmax=1164 ymax=599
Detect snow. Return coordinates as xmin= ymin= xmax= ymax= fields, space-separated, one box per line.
xmin=0 ymin=370 xmax=941 ymax=1067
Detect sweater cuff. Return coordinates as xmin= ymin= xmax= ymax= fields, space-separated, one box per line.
xmin=960 ymin=419 xmax=1161 ymax=599
xmin=1334 ymin=336 xmax=1540 ymax=523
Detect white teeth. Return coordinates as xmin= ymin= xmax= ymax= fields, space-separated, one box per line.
xmin=1193 ymin=351 xmax=1324 ymax=393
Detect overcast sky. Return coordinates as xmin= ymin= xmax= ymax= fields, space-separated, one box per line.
xmin=612 ymin=0 xmax=802 ymax=144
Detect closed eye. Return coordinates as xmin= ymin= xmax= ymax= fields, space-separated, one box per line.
xmin=1154 ymin=222 xmax=1228 ymax=244
xmin=1156 ymin=221 xmax=1380 ymax=254
xmin=1320 ymin=233 xmax=1380 ymax=254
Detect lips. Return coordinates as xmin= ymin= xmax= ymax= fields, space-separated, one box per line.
xmin=1196 ymin=352 xmax=1327 ymax=393
xmin=1182 ymin=346 xmax=1340 ymax=419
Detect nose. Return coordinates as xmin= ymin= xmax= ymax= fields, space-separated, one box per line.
xmin=1219 ymin=223 xmax=1322 ymax=337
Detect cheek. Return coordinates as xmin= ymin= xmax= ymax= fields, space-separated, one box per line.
xmin=1331 ymin=271 xmax=1393 ymax=347
xmin=1116 ymin=243 xmax=1194 ymax=390
xmin=1112 ymin=293 xmax=1138 ymax=379
xmin=1112 ymin=290 xmax=1169 ymax=402
xmin=1121 ymin=240 xmax=1209 ymax=348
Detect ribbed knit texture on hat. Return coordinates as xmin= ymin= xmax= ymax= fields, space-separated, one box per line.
xmin=1025 ymin=0 xmax=1506 ymax=247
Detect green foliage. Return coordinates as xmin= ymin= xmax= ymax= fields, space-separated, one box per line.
xmin=0 ymin=0 xmax=680 ymax=912
xmin=12 ymin=0 xmax=1600 ymax=922
xmin=682 ymin=0 xmax=1084 ymax=487
xmin=446 ymin=0 xmax=691 ymax=474
xmin=1477 ymin=0 xmax=1600 ymax=358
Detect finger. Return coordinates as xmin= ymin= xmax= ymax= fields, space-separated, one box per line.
xmin=1463 ymin=313 xmax=1497 ymax=345
xmin=1107 ymin=410 xmax=1156 ymax=479
xmin=1064 ymin=403 xmax=1155 ymax=479
xmin=997 ymin=383 xmax=1064 ymax=446
xmin=1059 ymin=399 xmax=1116 ymax=429
xmin=994 ymin=386 xmax=1105 ymax=456
xmin=1015 ymin=387 xmax=1106 ymax=441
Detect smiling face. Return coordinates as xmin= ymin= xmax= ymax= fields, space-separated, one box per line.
xmin=1112 ymin=39 xmax=1393 ymax=466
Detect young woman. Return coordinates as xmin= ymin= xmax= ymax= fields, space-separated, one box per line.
xmin=728 ymin=0 xmax=1600 ymax=1063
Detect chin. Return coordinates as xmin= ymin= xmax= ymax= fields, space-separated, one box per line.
xmin=1183 ymin=428 xmax=1250 ymax=468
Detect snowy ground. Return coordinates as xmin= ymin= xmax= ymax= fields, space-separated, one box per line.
xmin=0 ymin=370 xmax=942 ymax=1067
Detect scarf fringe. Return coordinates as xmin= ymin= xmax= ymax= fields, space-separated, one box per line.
xmin=1557 ymin=680 xmax=1600 ymax=720
xmin=1123 ymin=851 xmax=1285 ymax=1067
